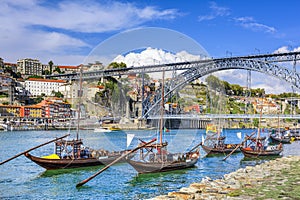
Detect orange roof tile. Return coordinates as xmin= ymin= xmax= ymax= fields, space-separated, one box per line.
xmin=58 ymin=65 xmax=79 ymax=69
xmin=27 ymin=78 xmax=66 ymax=83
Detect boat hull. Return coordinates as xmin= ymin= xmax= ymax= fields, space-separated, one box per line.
xmin=269 ymin=135 xmax=291 ymax=144
xmin=201 ymin=144 xmax=240 ymax=156
xmin=25 ymin=153 xmax=129 ymax=170
xmin=240 ymin=148 xmax=282 ymax=158
xmin=126 ymin=158 xmax=198 ymax=174
xmin=94 ymin=128 xmax=112 ymax=133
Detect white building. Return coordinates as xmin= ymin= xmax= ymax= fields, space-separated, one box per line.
xmin=17 ymin=58 xmax=44 ymax=76
xmin=24 ymin=78 xmax=68 ymax=96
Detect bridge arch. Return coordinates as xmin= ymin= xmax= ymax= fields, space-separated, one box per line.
xmin=142 ymin=58 xmax=300 ymax=118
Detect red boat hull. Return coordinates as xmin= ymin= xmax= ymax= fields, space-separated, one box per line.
xmin=240 ymin=147 xmax=282 ymax=158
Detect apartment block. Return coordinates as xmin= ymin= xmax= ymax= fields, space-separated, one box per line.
xmin=25 ymin=78 xmax=67 ymax=96
xmin=17 ymin=58 xmax=43 ymax=76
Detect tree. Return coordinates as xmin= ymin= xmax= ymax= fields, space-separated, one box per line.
xmin=51 ymin=90 xmax=64 ymax=98
xmin=27 ymin=75 xmax=43 ymax=79
xmin=253 ymin=118 xmax=259 ymax=128
xmin=42 ymin=70 xmax=50 ymax=75
xmin=205 ymin=75 xmax=222 ymax=90
xmin=53 ymin=66 xmax=61 ymax=74
xmin=108 ymin=62 xmax=127 ymax=69
xmin=48 ymin=60 xmax=54 ymax=74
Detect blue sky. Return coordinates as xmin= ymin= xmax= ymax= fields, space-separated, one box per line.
xmin=1 ymin=0 xmax=299 ymax=93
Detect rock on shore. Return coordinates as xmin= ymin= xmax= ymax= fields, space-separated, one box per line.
xmin=152 ymin=156 xmax=300 ymax=200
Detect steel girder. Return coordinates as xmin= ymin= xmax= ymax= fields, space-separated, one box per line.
xmin=142 ymin=58 xmax=300 ymax=118
xmin=46 ymin=52 xmax=300 ymax=80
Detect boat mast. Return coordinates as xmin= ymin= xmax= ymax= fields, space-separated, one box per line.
xmin=277 ymin=111 xmax=280 ymax=135
xmin=257 ymin=97 xmax=263 ymax=141
xmin=159 ymin=70 xmax=165 ymax=145
xmin=76 ymin=65 xmax=83 ymax=140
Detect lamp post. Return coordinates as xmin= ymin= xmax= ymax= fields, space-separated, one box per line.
xmin=226 ymin=51 xmax=232 ymax=57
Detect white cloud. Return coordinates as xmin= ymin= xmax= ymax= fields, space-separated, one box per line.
xmin=234 ymin=17 xmax=276 ymax=34
xmin=0 ymin=0 xmax=179 ymax=65
xmin=273 ymin=46 xmax=290 ymax=54
xmin=198 ymin=1 xmax=230 ymax=21
xmin=113 ymin=47 xmax=202 ymax=78
xmin=113 ymin=47 xmax=201 ymax=66
xmin=210 ymin=69 xmax=294 ymax=94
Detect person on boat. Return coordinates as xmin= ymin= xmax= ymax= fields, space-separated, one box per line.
xmin=277 ymin=143 xmax=283 ymax=150
xmin=257 ymin=141 xmax=263 ymax=151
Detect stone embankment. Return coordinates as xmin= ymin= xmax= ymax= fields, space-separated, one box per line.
xmin=152 ymin=156 xmax=300 ymax=200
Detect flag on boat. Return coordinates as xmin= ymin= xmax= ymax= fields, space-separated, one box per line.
xmin=164 ymin=127 xmax=170 ymax=132
xmin=127 ymin=134 xmax=135 ymax=148
xmin=206 ymin=124 xmax=217 ymax=134
xmin=236 ymin=132 xmax=242 ymax=140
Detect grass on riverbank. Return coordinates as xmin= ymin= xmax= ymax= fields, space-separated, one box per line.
xmin=229 ymin=159 xmax=300 ymax=199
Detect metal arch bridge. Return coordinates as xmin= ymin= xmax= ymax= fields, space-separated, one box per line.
xmin=46 ymin=52 xmax=300 ymax=81
xmin=141 ymin=52 xmax=300 ymax=118
xmin=46 ymin=51 xmax=300 ymax=118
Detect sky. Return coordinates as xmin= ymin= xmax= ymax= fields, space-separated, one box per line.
xmin=1 ymin=0 xmax=300 ymax=94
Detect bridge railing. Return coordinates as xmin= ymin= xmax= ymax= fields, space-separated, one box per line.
xmin=147 ymin=114 xmax=300 ymax=119
xmin=46 ymin=51 xmax=300 ymax=80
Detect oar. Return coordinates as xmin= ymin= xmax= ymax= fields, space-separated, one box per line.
xmin=222 ymin=132 xmax=255 ymax=161
xmin=0 ymin=134 xmax=70 ymax=165
xmin=187 ymin=141 xmax=203 ymax=153
xmin=76 ymin=138 xmax=157 ymax=188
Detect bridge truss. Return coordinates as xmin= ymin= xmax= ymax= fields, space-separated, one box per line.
xmin=46 ymin=52 xmax=300 ymax=119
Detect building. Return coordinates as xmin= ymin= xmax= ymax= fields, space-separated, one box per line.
xmin=4 ymin=62 xmax=18 ymax=73
xmin=57 ymin=65 xmax=80 ymax=74
xmin=24 ymin=78 xmax=67 ymax=96
xmin=20 ymin=105 xmax=42 ymax=118
xmin=0 ymin=105 xmax=21 ymax=117
xmin=17 ymin=58 xmax=43 ymax=76
xmin=86 ymin=61 xmax=105 ymax=71
xmin=252 ymin=98 xmax=279 ymax=114
xmin=0 ymin=58 xmax=4 ymax=73
xmin=39 ymin=99 xmax=72 ymax=119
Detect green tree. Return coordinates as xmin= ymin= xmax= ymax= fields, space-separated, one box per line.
xmin=53 ymin=66 xmax=61 ymax=74
xmin=253 ymin=118 xmax=259 ymax=128
xmin=51 ymin=90 xmax=64 ymax=98
xmin=42 ymin=70 xmax=51 ymax=75
xmin=27 ymin=75 xmax=43 ymax=79
xmin=48 ymin=60 xmax=54 ymax=74
xmin=205 ymin=75 xmax=222 ymax=90
xmin=108 ymin=62 xmax=127 ymax=69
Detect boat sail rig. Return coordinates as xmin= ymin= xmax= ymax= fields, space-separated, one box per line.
xmin=126 ymin=71 xmax=200 ymax=174
xmin=25 ymin=67 xmax=130 ymax=170
xmin=240 ymin=100 xmax=283 ymax=158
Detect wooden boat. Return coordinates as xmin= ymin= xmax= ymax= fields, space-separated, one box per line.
xmin=24 ymin=137 xmax=132 ymax=170
xmin=240 ymin=136 xmax=283 ymax=158
xmin=24 ymin=67 xmax=129 ymax=170
xmin=126 ymin=150 xmax=198 ymax=173
xmin=94 ymin=127 xmax=112 ymax=133
xmin=240 ymin=145 xmax=283 ymax=158
xmin=269 ymin=134 xmax=291 ymax=144
xmin=126 ymin=71 xmax=200 ymax=174
xmin=240 ymin=125 xmax=283 ymax=158
xmin=201 ymin=142 xmax=240 ymax=156
xmin=201 ymin=124 xmax=240 ymax=156
xmin=240 ymin=103 xmax=283 ymax=158
xmin=109 ymin=126 xmax=121 ymax=131
xmin=269 ymin=117 xmax=291 ymax=144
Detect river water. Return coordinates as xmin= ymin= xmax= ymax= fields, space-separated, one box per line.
xmin=0 ymin=129 xmax=299 ymax=199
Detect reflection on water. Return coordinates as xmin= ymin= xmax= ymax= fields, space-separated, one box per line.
xmin=0 ymin=129 xmax=299 ymax=199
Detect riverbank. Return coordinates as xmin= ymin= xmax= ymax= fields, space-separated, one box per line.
xmin=153 ymin=156 xmax=300 ymax=199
